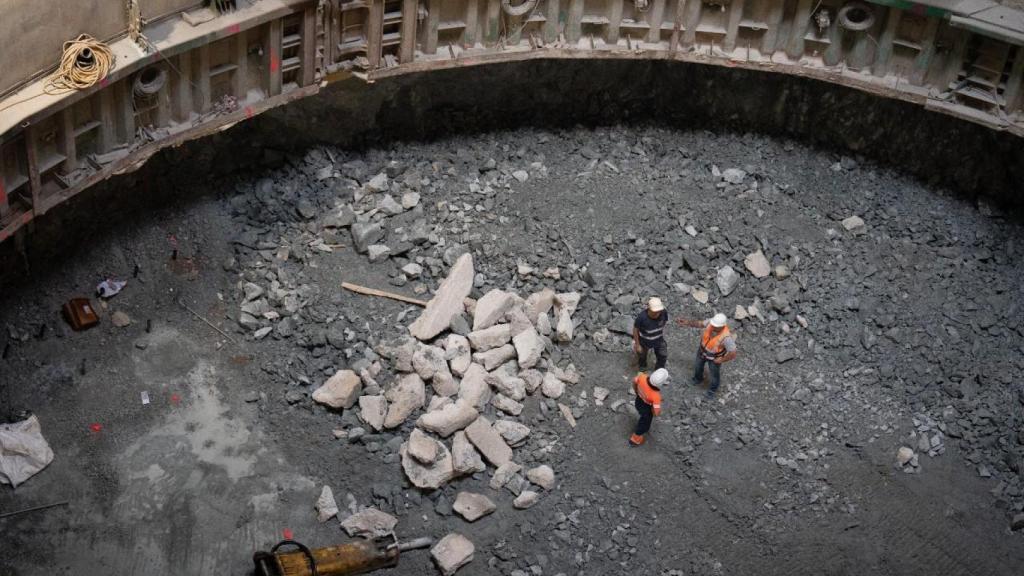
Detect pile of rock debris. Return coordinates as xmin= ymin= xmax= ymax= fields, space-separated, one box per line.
xmin=309 ymin=253 xmax=578 ymax=575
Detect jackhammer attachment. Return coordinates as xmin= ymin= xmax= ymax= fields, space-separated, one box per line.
xmin=253 ymin=534 xmax=432 ymax=576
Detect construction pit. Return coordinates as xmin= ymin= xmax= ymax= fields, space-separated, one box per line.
xmin=2 ymin=2 xmax=1024 ymax=576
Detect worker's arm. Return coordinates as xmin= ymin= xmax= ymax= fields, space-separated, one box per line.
xmin=714 ymin=350 xmax=737 ymax=365
xmin=652 ymin=402 xmax=662 ymax=417
xmin=676 ymin=318 xmax=704 ymax=328
xmin=632 ymin=326 xmax=641 ymax=353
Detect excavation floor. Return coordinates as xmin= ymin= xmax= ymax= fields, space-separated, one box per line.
xmin=1 ymin=126 xmax=1023 ymax=576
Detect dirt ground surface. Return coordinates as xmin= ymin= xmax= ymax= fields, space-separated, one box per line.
xmin=1 ymin=125 xmax=1023 ymax=576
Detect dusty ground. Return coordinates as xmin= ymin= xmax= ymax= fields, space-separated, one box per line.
xmin=1 ymin=126 xmax=1023 ymax=576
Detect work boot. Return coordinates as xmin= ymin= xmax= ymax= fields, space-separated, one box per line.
xmin=705 ymin=389 xmax=716 ymax=400
xmin=629 ymin=433 xmax=645 ymax=446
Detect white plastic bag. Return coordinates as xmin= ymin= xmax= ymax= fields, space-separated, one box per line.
xmin=0 ymin=415 xmax=54 ymax=488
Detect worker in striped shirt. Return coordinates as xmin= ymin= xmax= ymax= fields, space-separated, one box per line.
xmin=633 ymin=297 xmax=669 ymax=370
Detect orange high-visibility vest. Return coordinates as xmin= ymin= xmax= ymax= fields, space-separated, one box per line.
xmin=633 ymin=373 xmax=662 ymax=416
xmin=700 ymin=324 xmax=732 ymax=359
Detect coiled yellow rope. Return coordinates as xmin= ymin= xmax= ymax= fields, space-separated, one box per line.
xmin=44 ymin=34 xmax=116 ymax=95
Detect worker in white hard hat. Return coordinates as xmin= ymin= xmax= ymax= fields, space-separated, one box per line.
xmin=677 ymin=312 xmax=738 ymax=399
xmin=629 ymin=367 xmax=668 ymax=446
xmin=633 ymin=297 xmax=669 ymax=371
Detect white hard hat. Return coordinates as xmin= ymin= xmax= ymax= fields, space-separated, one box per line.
xmin=710 ymin=313 xmax=728 ymax=328
xmin=650 ymin=368 xmax=669 ymax=388
xmin=648 ymin=297 xmax=665 ymax=312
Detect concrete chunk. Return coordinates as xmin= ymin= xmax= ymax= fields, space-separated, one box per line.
xmin=358 ymin=395 xmax=388 ymax=431
xmin=316 ymin=486 xmax=339 ymax=523
xmin=472 ymin=344 xmax=516 ymax=371
xmin=417 ymin=399 xmax=479 ymax=437
xmin=513 ymin=327 xmax=544 ymax=369
xmin=408 ymin=428 xmax=438 ymax=464
xmin=467 ymin=324 xmax=512 ymax=352
xmin=400 ymin=438 xmax=456 ymax=489
xmin=744 ymin=250 xmax=771 ymax=279
xmin=490 ymin=461 xmax=523 ymax=489
xmin=341 ymin=507 xmax=397 ymax=538
xmin=452 ymin=431 xmax=487 ymax=474
xmin=444 ymin=334 xmax=472 ymax=376
xmin=494 ymin=420 xmax=531 ymax=446
xmin=458 ymin=363 xmax=492 ymax=409
xmin=491 ymin=393 xmax=524 ymax=416
xmin=432 ymin=533 xmax=474 ymax=576
xmin=453 ymin=492 xmax=496 ymax=522
xmin=526 ymin=465 xmax=555 ymax=490
xmin=312 ymin=369 xmax=362 ymax=409
xmin=465 ymin=416 xmax=513 ymax=467
xmin=524 ymin=288 xmax=556 ymax=321
xmin=513 ymin=490 xmax=540 ymax=509
xmin=472 ymin=289 xmax=515 ymax=331
xmin=410 ymin=254 xmax=474 ymax=341
xmin=541 ymin=372 xmax=565 ymax=399
xmin=384 ymin=374 xmax=426 ymax=429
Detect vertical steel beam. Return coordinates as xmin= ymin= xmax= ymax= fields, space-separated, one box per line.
xmin=268 ymin=19 xmax=283 ymax=96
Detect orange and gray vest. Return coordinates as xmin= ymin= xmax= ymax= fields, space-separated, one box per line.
xmin=700 ymin=325 xmax=733 ymax=360
xmin=633 ymin=373 xmax=662 ymax=416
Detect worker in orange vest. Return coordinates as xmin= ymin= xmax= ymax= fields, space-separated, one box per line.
xmin=677 ymin=313 xmax=737 ymax=399
xmin=629 ymin=368 xmax=668 ymax=446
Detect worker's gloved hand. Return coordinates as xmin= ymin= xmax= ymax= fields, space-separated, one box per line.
xmin=632 ymin=341 xmax=642 ymax=354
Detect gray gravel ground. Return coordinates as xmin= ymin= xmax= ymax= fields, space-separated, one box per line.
xmin=1 ymin=126 xmax=1023 ymax=576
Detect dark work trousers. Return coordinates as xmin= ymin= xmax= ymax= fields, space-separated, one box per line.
xmin=637 ymin=338 xmax=668 ymax=370
xmin=691 ymin=349 xmax=722 ymax=395
xmin=634 ymin=396 xmax=654 ymax=436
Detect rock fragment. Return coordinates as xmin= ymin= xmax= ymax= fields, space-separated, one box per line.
xmin=400 ymin=437 xmax=456 ymax=489
xmin=513 ymin=491 xmax=540 ymax=509
xmin=417 ymin=399 xmax=479 ymax=437
xmin=341 ymin=507 xmax=397 ymax=537
xmin=452 ymin=431 xmax=487 ymax=474
xmin=716 ymin=265 xmax=740 ymax=296
xmin=384 ymin=374 xmax=426 ymax=428
xmin=453 ymin=492 xmax=496 ymax=522
xmin=526 ymin=465 xmax=555 ymax=490
xmin=316 ymin=486 xmax=339 ymax=523
xmin=472 ymin=289 xmax=515 ymax=331
xmin=512 ymin=327 xmax=544 ymax=369
xmin=409 ymin=254 xmax=474 ymax=341
xmin=358 ymin=395 xmax=388 ymax=431
xmin=465 ymin=416 xmax=513 ymax=467
xmin=312 ymin=369 xmax=362 ymax=409
xmin=432 ymin=533 xmax=474 ymax=576
xmin=744 ymin=250 xmax=771 ymax=279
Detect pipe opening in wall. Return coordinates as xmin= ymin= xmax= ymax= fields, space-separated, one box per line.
xmin=839 ymin=2 xmax=875 ymax=31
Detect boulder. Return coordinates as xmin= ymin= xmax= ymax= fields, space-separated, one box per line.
xmin=491 ymin=393 xmax=524 ymax=416
xmin=431 ymin=533 xmax=474 ymax=576
xmin=351 ymin=222 xmax=384 ymax=254
xmin=472 ymin=289 xmax=515 ymax=331
xmin=341 ymin=507 xmax=397 ymax=537
xmin=494 ymin=420 xmax=531 ymax=446
xmin=842 ymin=215 xmax=866 ymax=233
xmin=312 ymin=369 xmax=362 ymax=409
xmin=417 ymin=399 xmax=479 ymax=437
xmin=358 ymin=395 xmax=388 ymax=431
xmin=512 ymin=327 xmax=544 ymax=369
xmin=716 ymin=265 xmax=740 ymax=296
xmin=744 ymin=250 xmax=771 ymax=279
xmin=408 ymin=428 xmax=438 ymax=464
xmin=453 ymin=492 xmax=496 ymax=522
xmin=458 ymin=363 xmax=492 ymax=409
xmin=467 ymin=324 xmax=512 ymax=352
xmin=487 ymin=371 xmax=526 ymax=401
xmin=410 ymin=254 xmax=474 ymax=341
xmin=384 ymin=374 xmax=426 ymax=428
xmin=490 ymin=461 xmax=523 ymax=489
xmin=400 ymin=439 xmax=456 ymax=489
xmin=316 ymin=486 xmax=339 ymax=523
xmin=554 ymin=308 xmax=574 ymax=342
xmin=465 ymin=416 xmax=513 ymax=467
xmin=452 ymin=431 xmax=487 ymax=474
xmin=524 ymin=288 xmax=556 ymax=321
xmin=541 ymin=372 xmax=565 ymax=399
xmin=472 ymin=344 xmax=517 ymax=371
xmin=513 ymin=491 xmax=540 ymax=509
xmin=526 ymin=465 xmax=555 ymax=490
xmin=444 ymin=334 xmax=472 ymax=376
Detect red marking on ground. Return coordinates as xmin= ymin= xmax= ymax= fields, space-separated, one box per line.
xmin=283 ymin=529 xmax=293 ymax=539
xmin=227 ymin=23 xmax=241 ymax=35
xmin=270 ymin=55 xmax=280 ymax=73
xmin=90 ymin=423 xmax=103 ymax=432
xmin=170 ymin=393 xmax=181 ymax=404
xmin=245 ymin=106 xmax=255 ymax=119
